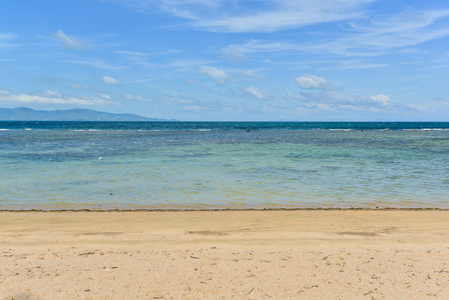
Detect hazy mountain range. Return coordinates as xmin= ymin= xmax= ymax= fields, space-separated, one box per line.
xmin=0 ymin=107 xmax=175 ymax=121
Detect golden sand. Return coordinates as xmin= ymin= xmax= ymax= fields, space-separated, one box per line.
xmin=1 ymin=210 xmax=449 ymax=299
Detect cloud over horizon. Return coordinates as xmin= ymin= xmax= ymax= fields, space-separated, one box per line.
xmin=0 ymin=90 xmax=113 ymax=106
xmin=1 ymin=0 xmax=448 ymax=120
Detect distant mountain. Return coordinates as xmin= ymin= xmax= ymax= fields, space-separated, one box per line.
xmin=0 ymin=107 xmax=176 ymax=121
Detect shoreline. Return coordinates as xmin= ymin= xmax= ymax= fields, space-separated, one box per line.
xmin=2 ymin=210 xmax=449 ymax=298
xmin=1 ymin=206 xmax=449 ymax=212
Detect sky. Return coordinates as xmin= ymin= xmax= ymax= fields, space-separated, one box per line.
xmin=1 ymin=0 xmax=449 ymax=121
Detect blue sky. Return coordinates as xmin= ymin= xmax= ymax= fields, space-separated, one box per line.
xmin=1 ymin=0 xmax=449 ymax=121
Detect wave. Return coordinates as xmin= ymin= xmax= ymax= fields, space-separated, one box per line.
xmin=402 ymin=128 xmax=449 ymax=131
xmin=328 ymin=129 xmax=352 ymax=131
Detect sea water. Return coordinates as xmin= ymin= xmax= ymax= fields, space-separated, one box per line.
xmin=0 ymin=121 xmax=448 ymax=210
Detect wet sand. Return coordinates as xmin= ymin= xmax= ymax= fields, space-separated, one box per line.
xmin=1 ymin=210 xmax=449 ymax=299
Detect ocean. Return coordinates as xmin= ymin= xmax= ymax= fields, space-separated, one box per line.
xmin=1 ymin=121 xmax=448 ymax=210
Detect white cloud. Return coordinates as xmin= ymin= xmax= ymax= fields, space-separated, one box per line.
xmin=176 ymin=0 xmax=372 ymax=33
xmin=116 ymin=50 xmax=147 ymax=56
xmin=0 ymin=91 xmax=113 ymax=106
xmin=308 ymin=9 xmax=449 ymax=56
xmin=229 ymin=40 xmax=300 ymax=53
xmin=0 ymin=33 xmax=16 ymax=39
xmin=244 ymin=86 xmax=273 ymax=100
xmin=295 ymin=74 xmax=328 ymax=89
xmin=124 ymin=78 xmax=156 ymax=84
xmin=69 ymin=82 xmax=91 ymax=90
xmin=62 ymin=60 xmax=123 ymax=70
xmin=117 ymin=49 xmax=179 ymax=56
xmin=52 ymin=30 xmax=88 ymax=51
xmin=164 ymin=97 xmax=194 ymax=105
xmin=185 ymin=80 xmax=198 ymax=84
xmin=97 ymin=93 xmax=111 ymax=100
xmin=371 ymin=94 xmax=392 ymax=106
xmin=240 ymin=70 xmax=255 ymax=78
xmin=45 ymin=90 xmax=61 ymax=97
xmin=0 ymin=90 xmax=10 ymax=95
xmin=183 ymin=105 xmax=210 ymax=113
xmin=102 ymin=75 xmax=120 ymax=86
xmin=124 ymin=93 xmax=151 ymax=102
xmin=199 ymin=66 xmax=228 ymax=85
xmin=171 ymin=59 xmax=213 ymax=69
xmin=0 ymin=33 xmax=18 ymax=49
xmin=337 ymin=61 xmax=389 ymax=70
xmin=284 ymin=86 xmax=405 ymax=113
xmin=304 ymin=102 xmax=334 ymax=111
xmin=117 ymin=50 xmax=155 ymax=68
xmin=107 ymin=0 xmax=373 ymax=33
xmin=238 ymin=69 xmax=265 ymax=81
xmin=261 ymin=104 xmax=277 ymax=113
xmin=221 ymin=9 xmax=449 ymax=59
xmin=223 ymin=48 xmax=247 ymax=64
xmin=162 ymin=91 xmax=196 ymax=105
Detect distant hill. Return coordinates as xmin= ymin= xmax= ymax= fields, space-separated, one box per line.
xmin=0 ymin=107 xmax=175 ymax=121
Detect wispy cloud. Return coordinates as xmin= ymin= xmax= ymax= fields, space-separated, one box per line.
xmin=116 ymin=49 xmax=179 ymax=56
xmin=370 ymin=95 xmax=392 ymax=106
xmin=199 ymin=66 xmax=228 ymax=85
xmin=171 ymin=59 xmax=214 ymax=69
xmin=227 ymin=40 xmax=301 ymax=54
xmin=0 ymin=33 xmax=16 ymax=39
xmin=309 ymin=9 xmax=449 ymax=56
xmin=243 ymin=85 xmax=273 ymax=100
xmin=286 ymin=90 xmax=390 ymax=112
xmin=0 ymin=90 xmax=113 ymax=106
xmin=295 ymin=74 xmax=328 ymax=90
xmin=97 ymin=93 xmax=111 ymax=100
xmin=62 ymin=59 xmax=124 ymax=70
xmin=124 ymin=78 xmax=156 ymax=84
xmin=195 ymin=6 xmax=366 ymax=32
xmin=222 ymin=47 xmax=247 ymax=64
xmin=220 ymin=8 xmax=449 ymax=60
xmin=102 ymin=75 xmax=120 ymax=86
xmin=284 ymin=75 xmax=414 ymax=114
xmin=105 ymin=0 xmax=374 ymax=33
xmin=116 ymin=50 xmax=147 ymax=56
xmin=124 ymin=93 xmax=151 ymax=102
xmin=0 ymin=33 xmax=19 ymax=49
xmin=52 ymin=30 xmax=89 ymax=50
xmin=116 ymin=50 xmax=154 ymax=68
xmin=69 ymin=82 xmax=92 ymax=90
xmin=163 ymin=95 xmax=195 ymax=105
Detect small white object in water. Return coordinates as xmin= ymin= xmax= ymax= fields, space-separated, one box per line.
xmin=99 ymin=157 xmax=103 ymax=160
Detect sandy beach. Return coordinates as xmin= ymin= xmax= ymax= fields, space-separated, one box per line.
xmin=1 ymin=210 xmax=449 ymax=299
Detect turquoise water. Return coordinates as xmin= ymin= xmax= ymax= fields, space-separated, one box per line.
xmin=1 ymin=122 xmax=448 ymax=210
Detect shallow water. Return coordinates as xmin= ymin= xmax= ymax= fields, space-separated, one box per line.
xmin=1 ymin=122 xmax=448 ymax=209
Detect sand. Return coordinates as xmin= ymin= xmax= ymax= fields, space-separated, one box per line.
xmin=1 ymin=209 xmax=449 ymax=299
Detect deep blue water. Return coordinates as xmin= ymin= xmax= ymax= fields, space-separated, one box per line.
xmin=1 ymin=121 xmax=449 ymax=131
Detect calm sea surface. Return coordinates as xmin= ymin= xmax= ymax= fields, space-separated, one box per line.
xmin=1 ymin=121 xmax=448 ymax=210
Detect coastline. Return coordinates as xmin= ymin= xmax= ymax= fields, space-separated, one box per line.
xmin=2 ymin=210 xmax=449 ymax=298
xmin=2 ymin=204 xmax=449 ymax=212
